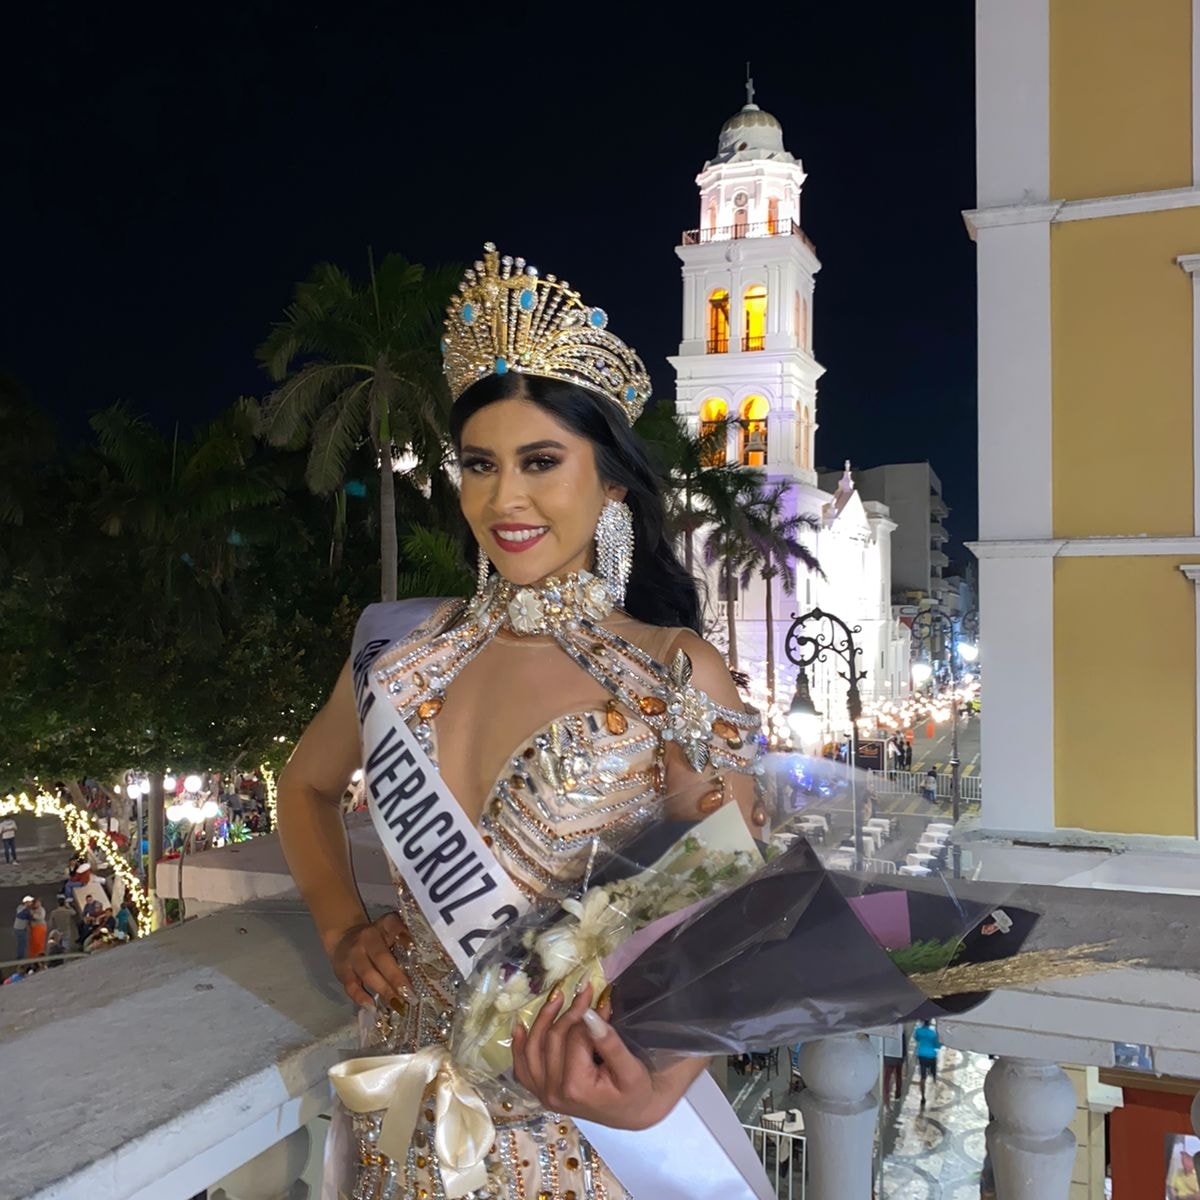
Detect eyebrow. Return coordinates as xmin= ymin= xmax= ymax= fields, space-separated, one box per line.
xmin=460 ymin=440 xmax=568 ymax=456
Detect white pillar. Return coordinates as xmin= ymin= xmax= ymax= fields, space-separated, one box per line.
xmin=211 ymin=1124 xmax=312 ymax=1200
xmin=984 ymin=1057 xmax=1075 ymax=1200
xmin=797 ymin=1033 xmax=879 ymax=1200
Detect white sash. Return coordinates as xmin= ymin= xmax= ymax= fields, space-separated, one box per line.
xmin=353 ymin=604 xmax=775 ymax=1200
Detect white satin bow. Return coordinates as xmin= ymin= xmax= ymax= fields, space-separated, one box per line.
xmin=328 ymin=1046 xmax=494 ymax=1197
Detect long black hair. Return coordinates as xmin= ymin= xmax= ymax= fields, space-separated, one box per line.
xmin=449 ymin=373 xmax=701 ymax=633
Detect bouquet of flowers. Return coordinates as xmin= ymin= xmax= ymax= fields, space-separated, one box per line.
xmin=450 ymin=768 xmax=1119 ymax=1092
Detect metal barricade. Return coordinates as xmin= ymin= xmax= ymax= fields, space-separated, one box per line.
xmin=742 ymin=1123 xmax=807 ymax=1199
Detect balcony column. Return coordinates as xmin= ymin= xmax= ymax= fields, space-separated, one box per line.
xmin=797 ymin=1033 xmax=878 ymax=1200
xmin=211 ymin=1123 xmax=313 ymax=1200
xmin=984 ymin=1057 xmax=1075 ymax=1200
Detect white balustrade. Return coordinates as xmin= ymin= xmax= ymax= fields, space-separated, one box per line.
xmin=211 ymin=1124 xmax=313 ymax=1200
xmin=797 ymin=1034 xmax=878 ymax=1200
xmin=984 ymin=1057 xmax=1076 ymax=1200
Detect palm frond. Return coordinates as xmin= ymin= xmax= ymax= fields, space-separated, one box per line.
xmin=305 ymin=379 xmax=371 ymax=496
xmin=259 ymin=363 xmax=361 ymax=447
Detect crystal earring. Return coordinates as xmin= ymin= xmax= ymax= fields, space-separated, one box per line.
xmin=476 ymin=545 xmax=492 ymax=595
xmin=594 ymin=498 xmax=634 ymax=607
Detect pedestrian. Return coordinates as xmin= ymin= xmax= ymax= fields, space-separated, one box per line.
xmin=115 ymin=900 xmax=137 ymax=940
xmin=26 ymin=897 xmax=47 ymax=958
xmin=0 ymin=814 xmax=17 ymax=863
xmin=914 ymin=1018 xmax=941 ymax=1108
xmin=921 ymin=768 xmax=938 ymax=806
xmin=45 ymin=929 xmax=66 ymax=967
xmin=49 ymin=895 xmax=75 ymax=947
xmin=12 ymin=896 xmax=33 ymax=961
xmin=882 ymin=1028 xmax=908 ymax=1103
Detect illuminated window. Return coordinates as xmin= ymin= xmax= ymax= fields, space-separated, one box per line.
xmin=707 ymin=290 xmax=730 ymax=353
xmin=699 ymin=398 xmax=728 ymax=466
xmin=767 ymin=197 xmax=780 ymax=235
xmin=740 ymin=395 xmax=769 ymax=466
xmin=733 ymin=207 xmax=748 ymax=239
xmin=743 ymin=285 xmax=767 ymax=351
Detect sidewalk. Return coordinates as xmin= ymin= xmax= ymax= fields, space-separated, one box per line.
xmin=881 ymin=1046 xmax=991 ymax=1200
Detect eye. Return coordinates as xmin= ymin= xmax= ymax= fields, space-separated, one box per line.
xmin=459 ymin=456 xmax=495 ymax=474
xmin=524 ymin=455 xmax=561 ymax=472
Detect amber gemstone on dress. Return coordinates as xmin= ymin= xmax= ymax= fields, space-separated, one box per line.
xmin=538 ymin=1192 xmax=552 ymax=1200
xmin=415 ymin=1155 xmax=427 ymax=1169
xmin=521 ymin=1159 xmax=530 ymax=1168
xmin=523 ymin=746 xmax=536 ymax=759
xmin=482 ymin=834 xmax=493 ymax=847
xmin=605 ymin=701 xmax=628 ymax=735
xmin=751 ymin=803 xmax=767 ymax=827
xmin=415 ymin=1131 xmax=427 ymax=1147
xmin=557 ymin=1122 xmax=569 ymax=1135
xmin=638 ymin=696 xmax=667 ymax=716
xmin=502 ymin=1100 xmax=514 ymax=1111
xmin=566 ymin=1191 xmax=579 ymax=1200
xmin=591 ymin=642 xmax=607 ymax=654
xmin=417 ymin=698 xmax=443 ymax=720
xmin=566 ymin=1157 xmax=581 ymax=1171
xmin=697 ymin=789 xmax=724 ymax=814
xmin=424 ymin=1107 xmax=435 ymax=1122
xmin=414 ymin=671 xmax=426 ymax=689
xmin=509 ymin=774 xmax=526 ymax=789
xmin=705 ymin=710 xmax=734 ymax=739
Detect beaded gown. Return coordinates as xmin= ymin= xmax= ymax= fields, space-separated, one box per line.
xmin=344 ymin=573 xmax=763 ymax=1200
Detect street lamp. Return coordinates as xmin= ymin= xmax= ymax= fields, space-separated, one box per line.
xmin=166 ymin=778 xmax=219 ymax=923
xmin=787 ymin=667 xmax=823 ymax=745
xmin=784 ymin=607 xmax=867 ymax=867
xmin=911 ymin=661 xmax=933 ymax=688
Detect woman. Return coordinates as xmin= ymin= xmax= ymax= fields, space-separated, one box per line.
xmin=26 ymin=897 xmax=47 ymax=958
xmin=278 ymin=244 xmax=763 ymax=1200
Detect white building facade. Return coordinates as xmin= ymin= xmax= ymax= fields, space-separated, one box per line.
xmin=669 ymin=88 xmax=909 ymax=723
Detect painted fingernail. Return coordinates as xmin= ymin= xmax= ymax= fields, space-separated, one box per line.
xmin=388 ymin=996 xmax=407 ymax=1014
xmin=582 ymin=1008 xmax=611 ymax=1038
xmin=548 ymin=988 xmax=563 ymax=1006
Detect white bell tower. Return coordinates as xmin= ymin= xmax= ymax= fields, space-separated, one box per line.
xmin=668 ymin=81 xmax=824 ymax=487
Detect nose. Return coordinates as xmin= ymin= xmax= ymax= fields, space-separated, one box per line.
xmin=489 ymin=463 xmax=529 ymax=515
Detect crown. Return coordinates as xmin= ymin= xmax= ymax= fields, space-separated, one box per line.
xmin=441 ymin=243 xmax=652 ymax=425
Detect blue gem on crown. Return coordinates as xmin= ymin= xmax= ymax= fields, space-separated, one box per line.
xmin=462 ymin=302 xmax=475 ymax=324
xmin=589 ymin=308 xmax=608 ymax=328
xmin=495 ymin=357 xmax=508 ymax=374
xmin=519 ymin=289 xmax=537 ymax=312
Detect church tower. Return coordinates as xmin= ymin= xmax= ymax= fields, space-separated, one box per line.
xmin=669 ymin=81 xmax=824 ymax=486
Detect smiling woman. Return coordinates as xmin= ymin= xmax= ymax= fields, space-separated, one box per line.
xmin=276 ymin=244 xmax=767 ymax=1200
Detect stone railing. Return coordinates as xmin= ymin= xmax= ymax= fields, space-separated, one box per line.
xmin=5 ymin=823 xmax=1199 ymax=1200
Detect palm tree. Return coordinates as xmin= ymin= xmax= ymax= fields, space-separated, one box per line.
xmin=256 ymin=252 xmax=459 ymax=601
xmin=635 ymin=402 xmax=743 ymax=575
xmin=736 ymin=484 xmax=820 ymax=707
xmin=87 ymin=399 xmax=283 ymax=643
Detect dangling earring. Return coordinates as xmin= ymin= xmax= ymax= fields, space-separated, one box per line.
xmin=594 ymin=498 xmax=634 ymax=607
xmin=476 ymin=545 xmax=492 ymax=595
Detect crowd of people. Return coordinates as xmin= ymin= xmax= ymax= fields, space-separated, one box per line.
xmin=5 ymin=853 xmax=139 ymax=983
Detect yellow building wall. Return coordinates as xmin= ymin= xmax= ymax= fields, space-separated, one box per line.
xmin=1050 ymin=0 xmax=1192 ymax=200
xmin=1054 ymin=557 xmax=1196 ymax=835
xmin=1052 ymin=207 xmax=1199 ymax=538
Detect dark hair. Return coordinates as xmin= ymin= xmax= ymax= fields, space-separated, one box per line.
xmin=449 ymin=373 xmax=701 ymax=632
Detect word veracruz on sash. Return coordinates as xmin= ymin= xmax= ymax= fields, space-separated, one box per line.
xmin=362 ymin=672 xmax=527 ymax=978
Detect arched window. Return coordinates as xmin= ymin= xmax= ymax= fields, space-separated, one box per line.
xmin=699 ymin=398 xmax=728 ymax=466
xmin=767 ymin=197 xmax=780 ymax=235
xmin=733 ymin=208 xmax=748 ymax=239
xmin=743 ymin=285 xmax=767 ymax=351
xmin=707 ymin=290 xmax=730 ymax=353
xmin=740 ymin=395 xmax=769 ymax=467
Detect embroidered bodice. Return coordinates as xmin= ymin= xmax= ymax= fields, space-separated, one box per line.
xmin=349 ymin=575 xmax=763 ymax=1200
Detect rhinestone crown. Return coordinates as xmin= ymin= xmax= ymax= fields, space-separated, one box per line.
xmin=442 ymin=243 xmax=652 ymax=425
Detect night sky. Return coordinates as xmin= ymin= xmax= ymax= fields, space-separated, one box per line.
xmin=3 ymin=2 xmax=978 ymax=544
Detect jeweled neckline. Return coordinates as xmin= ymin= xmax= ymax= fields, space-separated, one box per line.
xmin=472 ymin=569 xmax=616 ymax=637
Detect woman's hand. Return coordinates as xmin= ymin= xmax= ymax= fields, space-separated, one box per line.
xmin=510 ymin=982 xmax=706 ymax=1130
xmin=325 ymin=912 xmax=413 ymax=1011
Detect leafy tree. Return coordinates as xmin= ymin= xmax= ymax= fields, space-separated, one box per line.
xmin=256 ymin=253 xmax=459 ymax=601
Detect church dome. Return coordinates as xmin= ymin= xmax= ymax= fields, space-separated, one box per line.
xmin=708 ymin=103 xmax=796 ymax=166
